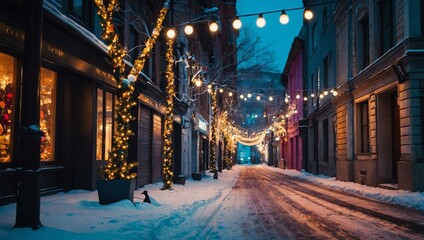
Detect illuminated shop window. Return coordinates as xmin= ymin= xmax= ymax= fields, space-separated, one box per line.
xmin=0 ymin=53 xmax=16 ymax=163
xmin=96 ymin=89 xmax=113 ymax=161
xmin=40 ymin=68 xmax=57 ymax=161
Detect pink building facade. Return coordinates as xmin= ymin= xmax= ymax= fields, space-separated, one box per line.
xmin=281 ymin=37 xmax=304 ymax=171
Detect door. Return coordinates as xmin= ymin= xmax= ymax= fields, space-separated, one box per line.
xmin=137 ymin=105 xmax=151 ymax=187
xmin=151 ymin=113 xmax=163 ymax=182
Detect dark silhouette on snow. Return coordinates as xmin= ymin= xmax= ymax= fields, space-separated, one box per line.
xmin=141 ymin=191 xmax=151 ymax=204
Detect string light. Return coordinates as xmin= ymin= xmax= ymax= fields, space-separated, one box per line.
xmin=232 ymin=17 xmax=242 ymax=29
xmin=228 ymin=92 xmax=233 ymax=97
xmin=209 ymin=21 xmax=219 ymax=32
xmin=94 ymin=0 xmax=168 ymax=180
xmin=195 ymin=78 xmax=202 ymax=87
xmin=304 ymin=8 xmax=314 ymax=20
xmin=256 ymin=14 xmax=266 ymax=28
xmin=166 ymin=29 xmax=176 ymax=39
xmin=279 ymin=10 xmax=289 ymax=24
xmin=247 ymin=93 xmax=252 ymax=98
xmin=269 ymin=96 xmax=273 ymax=101
xmin=256 ymin=96 xmax=261 ymax=101
xmin=184 ymin=24 xmax=194 ymax=35
xmin=162 ymin=36 xmax=176 ymax=190
xmin=240 ymin=94 xmax=244 ymax=99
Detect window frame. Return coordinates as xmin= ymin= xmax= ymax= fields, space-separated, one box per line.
xmin=95 ymin=87 xmax=115 ymax=162
xmin=39 ymin=67 xmax=58 ymax=163
xmin=323 ymin=118 xmax=329 ymax=162
xmin=357 ymin=100 xmax=370 ymax=154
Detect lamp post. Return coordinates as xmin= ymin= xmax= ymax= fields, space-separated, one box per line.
xmin=15 ymin=0 xmax=44 ymax=229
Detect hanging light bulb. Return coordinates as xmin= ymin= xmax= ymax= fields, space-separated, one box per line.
xmin=209 ymin=21 xmax=219 ymax=32
xmin=166 ymin=28 xmax=176 ymax=39
xmin=324 ymin=90 xmax=329 ymax=96
xmin=332 ymin=90 xmax=338 ymax=96
xmin=247 ymin=93 xmax=252 ymax=98
xmin=256 ymin=14 xmax=266 ymax=28
xmin=296 ymin=94 xmax=300 ymax=99
xmin=311 ymin=93 xmax=315 ymax=97
xmin=268 ymin=96 xmax=273 ymax=101
xmin=304 ymin=96 xmax=308 ymax=101
xmin=256 ymin=96 xmax=261 ymax=101
xmin=319 ymin=93 xmax=324 ymax=99
xmin=195 ymin=78 xmax=202 ymax=87
xmin=279 ymin=10 xmax=289 ymax=25
xmin=240 ymin=94 xmax=244 ymax=99
xmin=232 ymin=17 xmax=242 ymax=29
xmin=304 ymin=8 xmax=314 ymax=20
xmin=184 ymin=24 xmax=194 ymax=35
xmin=228 ymin=92 xmax=233 ymax=97
xmin=219 ymin=88 xmax=224 ymax=93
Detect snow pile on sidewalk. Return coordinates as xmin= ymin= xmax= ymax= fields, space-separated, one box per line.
xmin=0 ymin=168 xmax=240 ymax=240
xmin=263 ymin=164 xmax=424 ymax=211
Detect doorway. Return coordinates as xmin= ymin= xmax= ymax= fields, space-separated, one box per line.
xmin=377 ymin=88 xmax=400 ymax=184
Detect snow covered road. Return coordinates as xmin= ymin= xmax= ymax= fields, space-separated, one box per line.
xmin=210 ymin=166 xmax=424 ymax=239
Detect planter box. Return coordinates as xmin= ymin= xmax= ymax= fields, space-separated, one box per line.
xmin=173 ymin=175 xmax=186 ymax=185
xmin=192 ymin=172 xmax=202 ymax=181
xmin=97 ymin=179 xmax=136 ymax=205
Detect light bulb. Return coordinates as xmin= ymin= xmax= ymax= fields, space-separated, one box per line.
xmin=184 ymin=25 xmax=193 ymax=35
xmin=209 ymin=22 xmax=219 ymax=32
xmin=324 ymin=90 xmax=329 ymax=95
xmin=296 ymin=94 xmax=300 ymax=99
xmin=247 ymin=93 xmax=252 ymax=98
xmin=304 ymin=96 xmax=308 ymax=101
xmin=269 ymin=96 xmax=273 ymax=101
xmin=304 ymin=8 xmax=313 ymax=20
xmin=332 ymin=90 xmax=338 ymax=96
xmin=166 ymin=29 xmax=176 ymax=39
xmin=195 ymin=79 xmax=202 ymax=87
xmin=256 ymin=14 xmax=266 ymax=28
xmin=240 ymin=94 xmax=244 ymax=99
xmin=219 ymin=88 xmax=224 ymax=93
xmin=319 ymin=93 xmax=324 ymax=99
xmin=228 ymin=92 xmax=233 ymax=97
xmin=256 ymin=96 xmax=261 ymax=101
xmin=279 ymin=11 xmax=289 ymax=24
xmin=232 ymin=18 xmax=242 ymax=29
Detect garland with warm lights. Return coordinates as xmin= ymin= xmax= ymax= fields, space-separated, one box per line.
xmin=162 ymin=37 xmax=175 ymax=190
xmin=209 ymin=89 xmax=217 ymax=173
xmin=94 ymin=0 xmax=169 ymax=180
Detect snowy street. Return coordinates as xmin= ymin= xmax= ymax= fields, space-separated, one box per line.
xmin=1 ymin=165 xmax=424 ymax=240
xmin=215 ymin=166 xmax=424 ymax=239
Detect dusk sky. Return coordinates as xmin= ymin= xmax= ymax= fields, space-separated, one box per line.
xmin=237 ymin=0 xmax=304 ymax=72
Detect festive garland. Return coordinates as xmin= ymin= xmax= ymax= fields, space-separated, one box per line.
xmin=94 ymin=0 xmax=169 ymax=180
xmin=234 ymin=133 xmax=266 ymax=146
xmin=209 ymin=89 xmax=217 ymax=172
xmin=162 ymin=37 xmax=175 ymax=190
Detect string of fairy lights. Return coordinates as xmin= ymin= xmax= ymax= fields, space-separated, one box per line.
xmin=94 ymin=0 xmax=340 ymax=188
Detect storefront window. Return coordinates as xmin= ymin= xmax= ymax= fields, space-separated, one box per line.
xmin=0 ymin=53 xmax=16 ymax=163
xmin=96 ymin=89 xmax=114 ymax=161
xmin=40 ymin=68 xmax=56 ymax=161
